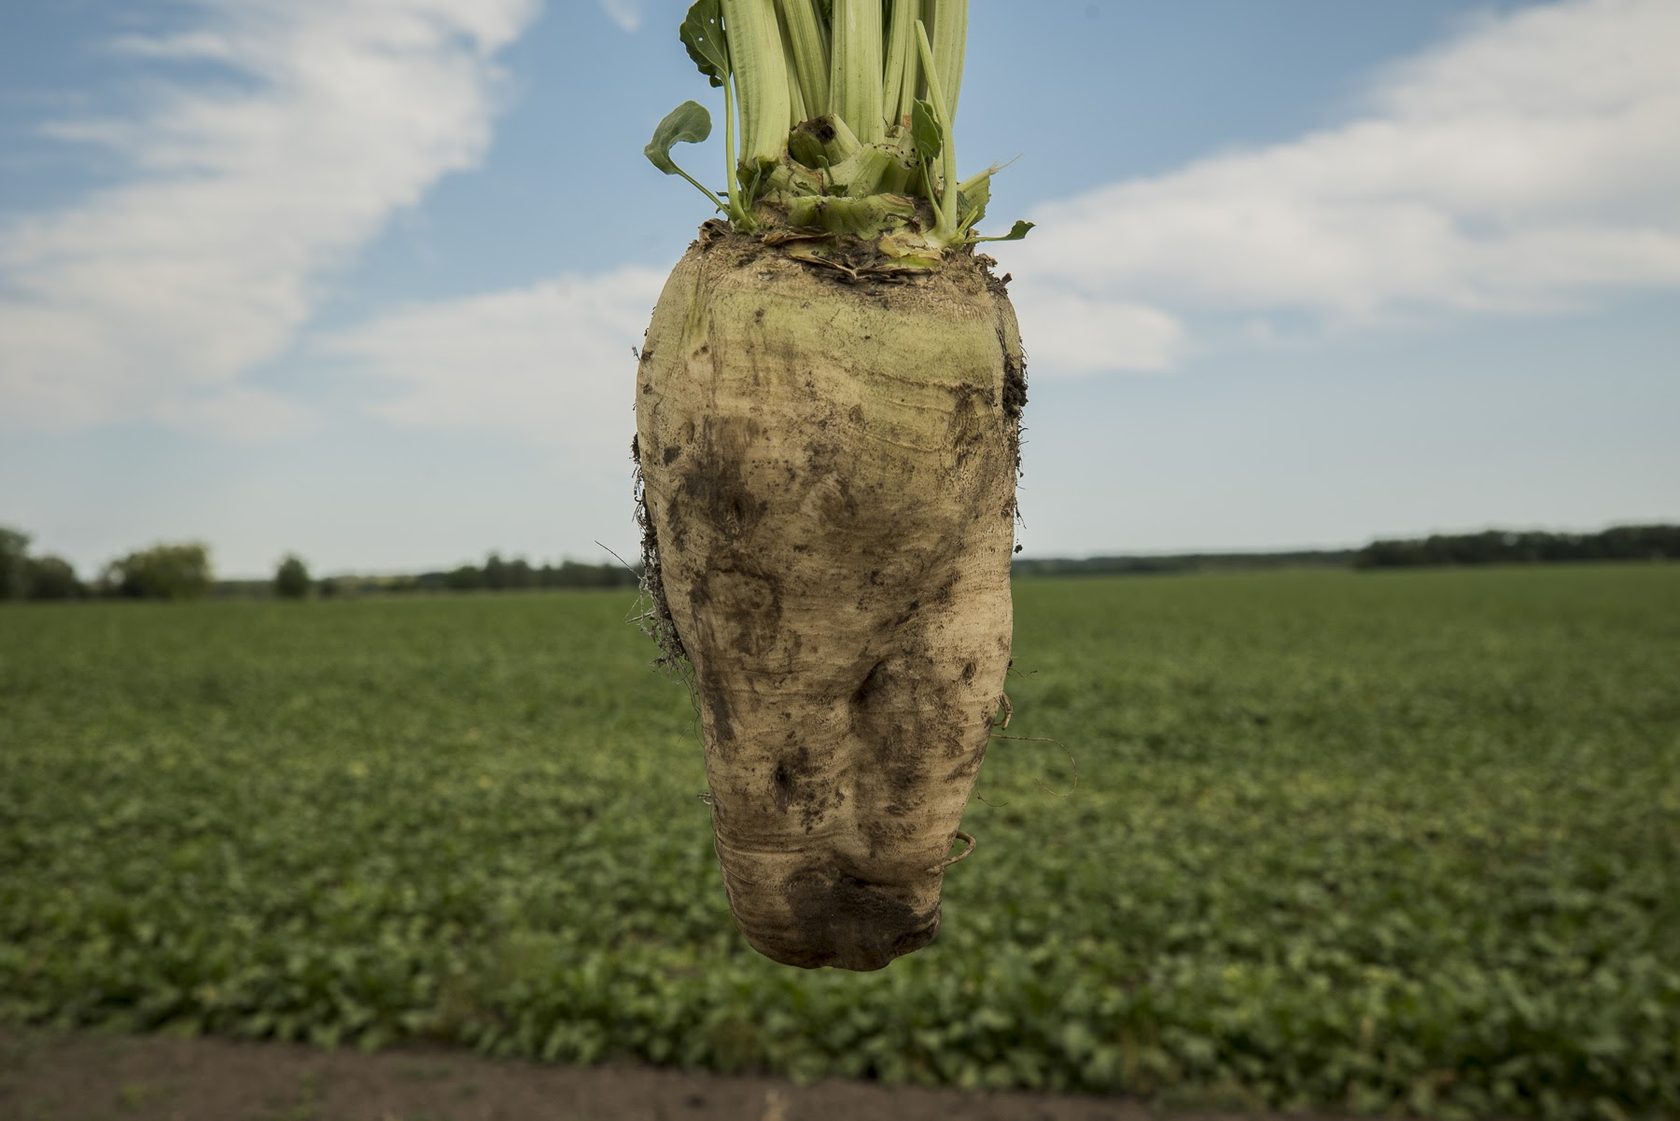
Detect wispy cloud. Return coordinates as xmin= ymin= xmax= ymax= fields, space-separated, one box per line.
xmin=1006 ymin=0 xmax=1680 ymax=373
xmin=1006 ymin=283 xmax=1185 ymax=377
xmin=326 ymin=267 xmax=666 ymax=453
xmin=598 ymin=0 xmax=644 ymax=34
xmin=0 ymin=0 xmax=540 ymax=436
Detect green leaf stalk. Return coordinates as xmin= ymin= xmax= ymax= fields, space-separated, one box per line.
xmin=646 ymin=0 xmax=1029 ymax=263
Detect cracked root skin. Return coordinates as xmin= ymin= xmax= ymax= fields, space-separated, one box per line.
xmin=635 ymin=232 xmax=1022 ymax=971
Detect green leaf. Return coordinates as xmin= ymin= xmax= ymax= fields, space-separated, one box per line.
xmin=974 ymin=219 xmax=1033 ymax=243
xmin=644 ymin=101 xmax=713 ymax=176
xmin=681 ymin=0 xmax=729 ymax=88
xmin=911 ymin=98 xmax=941 ymax=161
xmin=1060 ymin=1021 xmax=1098 ymax=1060
xmin=956 ymin=172 xmax=991 ymax=233
xmin=787 ymin=127 xmax=829 ymax=170
xmin=644 ymin=101 xmax=726 ymax=213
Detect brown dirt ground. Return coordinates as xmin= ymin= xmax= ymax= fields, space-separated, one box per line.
xmin=0 ymin=1027 xmax=1325 ymax=1121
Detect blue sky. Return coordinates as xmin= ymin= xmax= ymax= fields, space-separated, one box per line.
xmin=1 ymin=0 xmax=1675 ymax=578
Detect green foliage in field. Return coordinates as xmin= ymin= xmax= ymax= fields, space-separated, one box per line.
xmin=1 ymin=568 xmax=1677 ymax=1119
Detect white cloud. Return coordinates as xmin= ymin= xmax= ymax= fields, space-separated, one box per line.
xmin=1003 ymin=0 xmax=1680 ymax=372
xmin=326 ymin=262 xmax=1184 ymax=433
xmin=152 ymin=387 xmax=311 ymax=443
xmin=325 ymin=267 xmax=667 ymax=452
xmin=598 ymin=0 xmax=644 ymax=34
xmin=0 ymin=0 xmax=540 ymax=436
xmin=1007 ymin=281 xmax=1185 ymax=376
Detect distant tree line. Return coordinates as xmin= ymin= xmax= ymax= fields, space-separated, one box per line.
xmin=8 ymin=523 xmax=1673 ymax=604
xmin=1010 ymin=525 xmax=1678 ymax=578
xmin=1355 ymin=525 xmax=1680 ymax=569
xmin=313 ymin=552 xmax=639 ymax=598
xmin=223 ymin=553 xmax=638 ymax=598
xmin=1 ymin=528 xmax=75 ymax=600
xmin=1 ymin=528 xmax=211 ymax=602
xmin=1012 ymin=549 xmax=1356 ymax=578
xmin=2 ymin=529 xmax=638 ymax=605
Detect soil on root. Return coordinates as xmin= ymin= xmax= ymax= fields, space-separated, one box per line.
xmin=0 ymin=1027 xmax=1342 ymax=1121
xmin=631 ymin=432 xmax=686 ymax=668
xmin=629 ymin=227 xmax=1027 ymax=674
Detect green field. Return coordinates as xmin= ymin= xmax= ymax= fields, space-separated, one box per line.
xmin=2 ymin=566 xmax=1677 ymax=1119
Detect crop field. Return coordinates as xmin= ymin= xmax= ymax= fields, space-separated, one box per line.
xmin=1 ymin=566 xmax=1677 ymax=1119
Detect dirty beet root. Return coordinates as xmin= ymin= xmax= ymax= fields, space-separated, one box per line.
xmin=634 ymin=230 xmax=1024 ymax=970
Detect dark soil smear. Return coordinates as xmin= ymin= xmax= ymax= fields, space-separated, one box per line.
xmin=631 ymin=434 xmax=686 ymax=667
xmin=0 ymin=1027 xmax=1338 ymax=1121
xmin=782 ymin=866 xmax=936 ymax=971
xmin=1001 ymin=340 xmax=1027 ymax=422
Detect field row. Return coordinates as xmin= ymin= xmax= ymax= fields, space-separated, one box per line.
xmin=2 ymin=566 xmax=1677 ymax=1119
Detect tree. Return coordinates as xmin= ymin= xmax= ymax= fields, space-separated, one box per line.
xmin=0 ymin=527 xmax=28 ymax=600
xmin=503 ymin=557 xmax=537 ymax=589
xmin=274 ymin=554 xmax=312 ymax=599
xmin=24 ymin=555 xmax=82 ymax=600
xmin=445 ymin=564 xmax=482 ymax=591
xmin=104 ymin=542 xmax=212 ymax=600
xmin=1355 ymin=525 xmax=1680 ymax=569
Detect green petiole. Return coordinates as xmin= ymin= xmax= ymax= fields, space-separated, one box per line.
xmin=913 ymin=20 xmax=959 ymax=241
xmin=723 ymin=77 xmax=744 ymax=224
xmin=655 ymin=0 xmax=1024 ymax=253
xmin=775 ymin=0 xmax=830 ymax=124
xmin=721 ymin=0 xmax=792 ymax=166
xmin=830 ymin=0 xmax=885 ymax=144
xmin=882 ymin=0 xmax=921 ymax=131
xmin=924 ymin=0 xmax=966 ymax=129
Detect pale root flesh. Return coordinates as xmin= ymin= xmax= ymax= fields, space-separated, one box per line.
xmin=635 ymin=228 xmax=1022 ymax=970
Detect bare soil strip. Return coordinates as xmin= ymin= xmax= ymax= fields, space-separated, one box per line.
xmin=0 ymin=1027 xmax=1305 ymax=1121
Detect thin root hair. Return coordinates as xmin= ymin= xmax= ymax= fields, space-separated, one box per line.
xmin=988 ymin=732 xmax=1081 ymax=799
xmin=630 ymin=435 xmax=688 ymax=670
